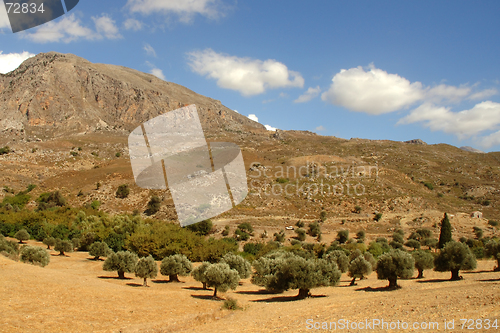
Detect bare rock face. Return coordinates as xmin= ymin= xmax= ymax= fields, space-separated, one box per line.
xmin=404 ymin=139 xmax=427 ymax=145
xmin=0 ymin=52 xmax=264 ymax=138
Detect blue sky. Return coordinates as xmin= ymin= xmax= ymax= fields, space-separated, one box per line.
xmin=1 ymin=1 xmax=500 ymax=151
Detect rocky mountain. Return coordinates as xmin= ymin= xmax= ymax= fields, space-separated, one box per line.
xmin=0 ymin=52 xmax=264 ymax=139
xmin=460 ymin=146 xmax=485 ymax=153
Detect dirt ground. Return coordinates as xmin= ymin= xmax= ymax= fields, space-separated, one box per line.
xmin=1 ymin=240 xmax=499 ymax=333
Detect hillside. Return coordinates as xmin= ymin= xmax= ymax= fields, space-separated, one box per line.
xmin=0 ymin=52 xmax=499 ymax=241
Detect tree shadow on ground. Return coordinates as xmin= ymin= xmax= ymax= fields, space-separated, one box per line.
xmin=97 ymin=275 xmax=132 ymax=280
xmin=86 ymin=257 xmax=104 ymax=261
xmin=190 ymin=294 xmax=223 ymax=301
xmin=415 ymin=278 xmax=452 ymax=284
xmin=50 ymin=253 xmax=68 ymax=257
xmin=151 ymin=279 xmax=184 ymax=284
xmin=182 ymin=286 xmax=212 ymax=291
xmin=126 ymin=283 xmax=144 ymax=287
xmin=462 ymin=270 xmax=494 ymax=274
xmin=253 ymin=294 xmax=327 ymax=303
xmin=236 ymin=289 xmax=281 ymax=295
xmin=355 ymin=286 xmax=400 ymax=292
xmin=479 ymin=278 xmax=500 ymax=282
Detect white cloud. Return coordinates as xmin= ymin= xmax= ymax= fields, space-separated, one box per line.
xmin=20 ymin=13 xmax=121 ymax=43
xmin=123 ymin=18 xmax=143 ymax=31
xmin=0 ymin=51 xmax=35 ymax=74
xmin=321 ymin=64 xmax=424 ymax=114
xmin=126 ymin=0 xmax=223 ymax=23
xmin=92 ymin=15 xmax=122 ymax=39
xmin=146 ymin=62 xmax=165 ymax=80
xmin=398 ymin=101 xmax=500 ymax=140
xmin=315 ymin=125 xmax=326 ymax=132
xmin=247 ymin=114 xmax=259 ymax=122
xmin=144 ymin=43 xmax=157 ymax=57
xmin=469 ymin=88 xmax=498 ymax=100
xmin=187 ymin=49 xmax=304 ymax=96
xmin=322 ymin=63 xmax=498 ymax=116
xmin=294 ymin=86 xmax=321 ymax=103
xmin=265 ymin=124 xmax=277 ymax=131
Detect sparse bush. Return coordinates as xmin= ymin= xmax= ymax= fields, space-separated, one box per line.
xmin=422 ymin=238 xmax=438 ymax=250
xmin=354 ymin=206 xmax=362 ymax=214
xmin=356 ymin=230 xmax=365 ymax=241
xmin=222 ymin=225 xmax=230 ymax=236
xmin=37 ymin=191 xmax=66 ymax=210
xmin=348 ymin=256 xmax=372 ymax=286
xmin=186 ymin=219 xmax=213 ymax=236
xmin=90 ymin=200 xmax=101 ymax=210
xmin=488 ymin=220 xmax=498 ymax=227
xmin=405 ymin=239 xmax=421 ymax=250
xmin=55 ymin=239 xmax=73 ymax=256
xmin=0 ymin=146 xmax=11 ymax=155
xmin=115 ymin=152 xmax=121 ymax=157
xmin=43 ymin=237 xmax=56 ymax=250
xmin=79 ymin=232 xmax=98 ymax=251
xmin=308 ymin=222 xmax=321 ymax=237
xmin=192 ymin=262 xmax=211 ymax=289
xmin=392 ymin=232 xmax=404 ymax=244
xmin=115 ymin=184 xmax=130 ymax=199
xmin=320 ymin=210 xmax=327 ymax=222
xmin=20 ymin=246 xmax=50 ymax=267
xmin=222 ymin=298 xmax=241 ymax=310
xmin=15 ymin=229 xmax=30 ymax=243
xmin=434 ymin=241 xmax=477 ymax=280
xmin=473 ymin=226 xmax=483 ymax=239
xmin=89 ymin=241 xmax=111 ymax=260
xmin=424 ymin=182 xmax=434 ymax=190
xmin=243 ymin=242 xmax=263 ymax=256
xmin=135 ymin=255 xmax=158 ymax=286
xmin=438 ymin=213 xmax=452 ymax=249
xmin=295 ymin=228 xmax=306 ymax=241
xmin=273 ymin=230 xmax=285 ymax=243
xmin=324 ymin=250 xmax=349 ymax=273
xmin=376 ymin=249 xmax=415 ymax=289
xmin=336 ymin=230 xmax=349 ymax=244
xmin=374 ymin=213 xmax=383 ymax=222
xmin=160 ymin=254 xmax=193 ymax=282
xmin=145 ymin=195 xmax=161 ymax=215
xmin=295 ymin=220 xmax=305 ymax=228
xmin=0 ymin=237 xmax=19 ymax=257
xmin=103 ymin=251 xmax=138 ymax=279
xmin=71 ymin=237 xmax=80 ymax=250
xmin=203 ymin=262 xmax=240 ymax=297
xmin=412 ymin=250 xmax=434 ymax=278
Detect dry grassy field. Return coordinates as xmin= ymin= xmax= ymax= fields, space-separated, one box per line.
xmin=1 ymin=239 xmax=499 ymax=333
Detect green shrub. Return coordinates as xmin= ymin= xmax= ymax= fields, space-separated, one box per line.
xmin=276 ymin=178 xmax=289 ymax=183
xmin=273 ymin=230 xmax=285 ymax=243
xmin=488 ymin=220 xmax=499 ymax=227
xmin=485 ymin=240 xmax=500 ymax=271
xmin=37 ymin=191 xmax=66 ymax=210
xmin=295 ymin=220 xmax=305 ymax=228
xmin=186 ymin=219 xmax=213 ymax=236
xmin=336 ymin=230 xmax=349 ymax=244
xmin=222 ymin=298 xmax=242 ymax=310
xmin=0 ymin=146 xmax=11 ymax=155
xmin=243 ymin=242 xmax=263 ymax=256
xmin=424 ymin=182 xmax=434 ymax=190
xmin=221 ymin=253 xmax=252 ymax=279
xmin=374 ymin=213 xmax=383 ymax=222
xmin=115 ymin=184 xmax=130 ymax=199
xmin=324 ymin=250 xmax=349 ymax=273
xmin=89 ymin=241 xmax=111 ymax=260
xmin=295 ymin=228 xmax=306 ymax=241
xmin=320 ymin=211 xmax=327 ymax=222
xmin=20 ymin=246 xmax=50 ymax=267
xmin=307 ymin=222 xmax=321 ymax=237
xmin=145 ymin=195 xmax=161 ymax=215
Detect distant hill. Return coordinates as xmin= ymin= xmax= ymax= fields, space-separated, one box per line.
xmin=460 ymin=146 xmax=485 ymax=153
xmin=0 ymin=52 xmax=264 ymax=139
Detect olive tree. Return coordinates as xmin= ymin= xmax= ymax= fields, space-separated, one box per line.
xmin=203 ymin=262 xmax=240 ymax=298
xmin=324 ymin=250 xmax=349 ymax=273
xmin=376 ymin=249 xmax=415 ymax=289
xmin=485 ymin=240 xmax=500 ymax=271
xmin=15 ymin=229 xmax=30 ymax=244
xmin=20 ymin=246 xmax=50 ymax=267
xmin=43 ymin=237 xmax=56 ymax=250
xmin=221 ymin=253 xmax=252 ymax=279
xmin=135 ymin=255 xmax=158 ymax=287
xmin=103 ymin=251 xmax=138 ymax=279
xmin=412 ymin=250 xmax=434 ymax=278
xmin=89 ymin=241 xmax=111 ymax=260
xmin=160 ymin=254 xmax=193 ymax=282
xmin=434 ymin=241 xmax=477 ymax=280
xmin=265 ymin=254 xmax=341 ymax=299
xmin=251 ymin=251 xmax=295 ymax=292
xmin=192 ymin=261 xmax=211 ymax=289
xmin=54 ymin=239 xmax=73 ymax=256
xmin=348 ymin=256 xmax=372 ymax=286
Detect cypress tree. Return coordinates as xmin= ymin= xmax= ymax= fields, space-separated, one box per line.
xmin=438 ymin=213 xmax=452 ymax=249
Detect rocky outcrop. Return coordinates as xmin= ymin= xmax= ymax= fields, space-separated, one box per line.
xmin=0 ymin=52 xmax=264 ymax=138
